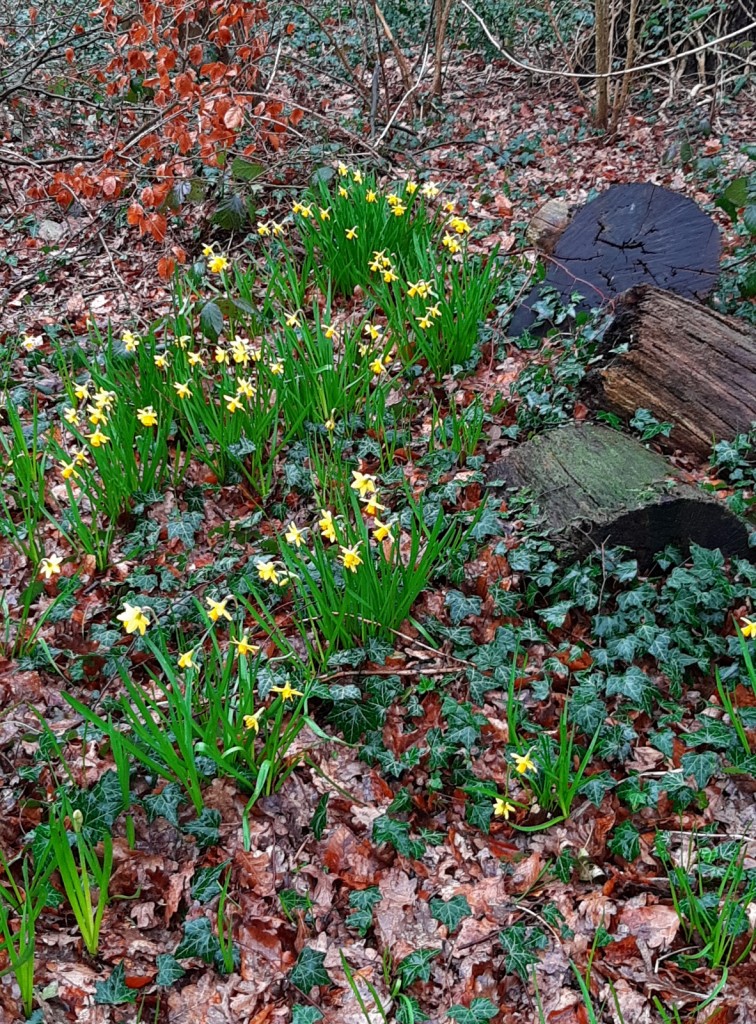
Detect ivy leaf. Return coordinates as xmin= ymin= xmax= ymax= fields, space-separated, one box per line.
xmin=498 ymin=923 xmax=547 ymax=980
xmin=182 ymin=808 xmax=221 ymax=850
xmin=167 ymin=509 xmax=204 ymax=549
xmin=469 ymin=506 xmax=502 ymax=541
xmin=143 ymin=783 xmax=185 ymax=826
xmin=155 ymin=954 xmax=185 ymax=987
xmin=328 ymin=698 xmax=381 ymax=744
xmin=311 ymin=793 xmax=328 ymax=840
xmin=680 ymin=750 xmax=719 ymax=790
xmin=466 ymin=798 xmax=493 ymax=834
xmin=608 ymin=820 xmax=641 ymax=862
xmin=175 ymin=917 xmax=221 ymax=964
xmin=347 ymin=886 xmax=382 ymax=936
xmin=199 ymin=299 xmax=224 ymax=340
xmin=74 ymin=771 xmax=125 ymax=840
xmin=191 ymin=862 xmax=229 ymax=904
xmin=430 ymin=894 xmax=472 ymax=933
xmin=395 ymin=947 xmax=439 ymax=988
xmin=373 ymin=815 xmax=425 ymax=859
xmin=94 ymin=962 xmax=138 ymax=1005
xmin=447 ymin=998 xmax=499 ymax=1023
xmin=289 ymin=947 xmax=331 ymax=993
xmin=445 ymin=590 xmax=482 ymax=625
xmin=292 ymin=1008 xmax=324 ymax=1024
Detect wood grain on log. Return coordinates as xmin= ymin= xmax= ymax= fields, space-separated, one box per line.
xmin=583 ymin=286 xmax=756 ymax=459
xmin=509 ymin=183 xmax=720 ymax=337
xmin=488 ymin=423 xmax=751 ymax=568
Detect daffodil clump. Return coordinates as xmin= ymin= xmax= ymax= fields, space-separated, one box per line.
xmin=248 ymin=460 xmax=472 ymax=650
xmin=97 ymin=589 xmax=312 ymax=807
xmin=270 ymin=166 xmax=441 ymax=296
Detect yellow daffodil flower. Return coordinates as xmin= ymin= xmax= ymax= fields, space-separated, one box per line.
xmin=270 ymin=361 xmax=284 ymax=376
xmin=345 ymin=226 xmax=358 ymax=240
xmin=231 ymin=339 xmax=250 ymax=364
xmin=272 ymin=681 xmax=304 ymax=702
xmin=272 ymin=221 xmax=286 ymax=236
xmin=362 ymin=495 xmax=385 ymax=516
xmin=365 ymin=189 xmax=377 ymax=203
xmin=416 ymin=314 xmax=433 ymax=330
xmin=351 ymin=470 xmax=377 ymax=497
xmin=176 ymin=334 xmax=192 ymax=348
xmin=93 ymin=389 xmax=115 ymax=410
xmin=233 ymin=635 xmax=260 ymax=657
xmin=117 ymin=602 xmax=150 ymax=636
xmin=257 ymin=561 xmax=280 ymax=584
xmin=493 ymin=798 xmax=515 ymax=819
xmin=511 ymin=749 xmax=536 ymax=775
xmin=73 ymin=448 xmax=89 ymax=466
xmin=382 ymin=267 xmax=398 ymax=282
xmin=39 ymin=555 xmax=62 ymax=579
xmin=174 ymin=381 xmax=192 ymax=400
xmin=443 ymin=200 xmax=456 ymax=213
xmin=319 ymin=207 xmax=330 ymax=221
xmin=442 ymin=232 xmax=461 ymax=254
xmin=21 ymin=333 xmax=43 ymax=352
xmin=369 ymin=358 xmax=384 ymax=376
xmin=202 ymin=243 xmax=216 ymax=257
xmin=324 ymin=412 xmax=336 ymax=432
xmin=741 ymin=617 xmax=756 ymax=638
xmin=206 ymin=596 xmax=232 ymax=622
xmin=340 ymin=543 xmax=363 ymax=572
xmin=421 ymin=181 xmax=440 ymax=198
xmin=450 ymin=216 xmax=471 ymax=234
xmin=364 ymin=323 xmax=381 ymax=341
xmin=372 ymin=520 xmax=392 ymax=542
xmin=405 ymin=180 xmax=418 ymax=194
xmin=257 ymin=221 xmax=271 ymax=236
xmin=122 ymin=330 xmax=139 ymax=352
xmin=285 ymin=311 xmax=301 ymax=328
xmin=137 ymin=405 xmax=158 ymax=427
xmin=208 ymin=255 xmax=230 ymax=274
xmin=386 ymin=193 xmax=399 ymax=207
xmin=427 ymin=303 xmax=441 ymax=319
xmin=74 ymin=382 xmax=91 ymax=402
xmin=154 ymin=353 xmax=169 ymax=370
xmin=338 ymin=186 xmax=349 ymax=198
xmin=407 ymin=280 xmax=430 ymax=299
xmin=368 ymin=250 xmax=387 ymax=272
xmin=215 ymin=346 xmax=229 ymax=364
xmin=243 ymin=708 xmax=264 ymax=732
xmin=285 ymin=521 xmax=305 ymax=548
xmin=188 ymin=351 xmax=204 ymax=367
xmin=318 ymin=509 xmax=337 ymax=542
xmin=225 ymin=394 xmax=243 ymax=414
xmin=178 ymin=650 xmax=199 ymax=670
xmin=391 ymin=202 xmax=406 ymax=217
xmin=324 ymin=325 xmax=337 ymax=340
xmin=88 ymin=428 xmax=110 ymax=447
xmin=337 ymin=161 xmax=349 ymax=177
xmin=352 ymin=169 xmax=363 ymax=184
xmin=236 ymin=377 xmax=256 ymax=399
xmin=60 ymin=461 xmax=78 ymax=480
xmin=87 ymin=405 xmax=107 ymax=426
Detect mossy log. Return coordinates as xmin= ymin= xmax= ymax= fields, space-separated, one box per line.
xmin=488 ymin=423 xmax=751 ymax=568
xmin=583 ymin=286 xmax=756 ymax=459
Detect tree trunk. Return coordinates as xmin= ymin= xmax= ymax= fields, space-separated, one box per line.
xmin=583 ymin=286 xmax=756 ymax=459
xmin=488 ymin=423 xmax=751 ymax=568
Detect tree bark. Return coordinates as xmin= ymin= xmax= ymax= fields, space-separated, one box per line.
xmin=583 ymin=286 xmax=756 ymax=459
xmin=488 ymin=423 xmax=751 ymax=568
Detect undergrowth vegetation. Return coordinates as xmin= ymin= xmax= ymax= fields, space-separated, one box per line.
xmin=2 ymin=160 xmax=756 ymax=1024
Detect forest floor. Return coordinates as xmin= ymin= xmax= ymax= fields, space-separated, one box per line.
xmin=2 ymin=46 xmax=756 ymax=1024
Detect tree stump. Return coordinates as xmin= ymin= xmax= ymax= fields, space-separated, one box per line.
xmin=488 ymin=423 xmax=752 ymax=568
xmin=582 ymin=286 xmax=756 ymax=459
xmin=508 ymin=183 xmax=721 ymax=337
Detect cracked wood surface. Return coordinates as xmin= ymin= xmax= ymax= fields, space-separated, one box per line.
xmin=508 ymin=183 xmax=721 ymax=336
